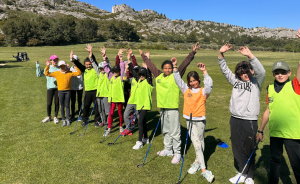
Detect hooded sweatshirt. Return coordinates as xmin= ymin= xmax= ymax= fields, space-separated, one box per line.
xmin=219 ymin=56 xmax=266 ymax=120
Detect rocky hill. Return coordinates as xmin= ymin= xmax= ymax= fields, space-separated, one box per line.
xmin=0 ymin=1 xmax=297 ymax=40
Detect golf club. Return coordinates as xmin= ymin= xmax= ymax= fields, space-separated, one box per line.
xmin=176 ymin=113 xmax=193 ymax=184
xmin=100 ymin=98 xmax=112 ymax=144
xmin=70 ymin=103 xmax=83 ymax=135
xmin=137 ymin=110 xmax=163 ymax=168
xmin=236 ymin=140 xmax=260 ymax=184
xmin=79 ymin=101 xmax=96 ymax=136
xmin=107 ymin=106 xmax=144 ymax=146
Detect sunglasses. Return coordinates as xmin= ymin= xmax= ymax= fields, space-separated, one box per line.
xmin=274 ymin=71 xmax=288 ymax=75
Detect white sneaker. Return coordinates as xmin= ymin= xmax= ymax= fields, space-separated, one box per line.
xmin=157 ymin=149 xmax=173 ymax=157
xmin=245 ymin=178 xmax=254 ymax=184
xmin=202 ymin=170 xmax=214 ymax=183
xmin=119 ymin=126 xmax=125 ymax=132
xmin=187 ymin=162 xmax=200 ymax=174
xmin=132 ymin=141 xmax=143 ymax=150
xmin=103 ymin=128 xmax=111 ymax=137
xmin=54 ymin=117 xmax=60 ymax=124
xmin=229 ymin=172 xmax=247 ymax=183
xmin=142 ymin=138 xmax=149 ymax=144
xmin=171 ymin=154 xmax=181 ymax=164
xmin=41 ymin=116 xmax=51 ymax=123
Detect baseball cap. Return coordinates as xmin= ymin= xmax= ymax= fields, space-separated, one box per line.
xmin=112 ymin=65 xmax=120 ymax=72
xmin=272 ymin=61 xmax=290 ymax=72
xmin=50 ymin=55 xmax=58 ymax=60
xmin=138 ymin=67 xmax=147 ymax=76
xmin=58 ymin=60 xmax=66 ymax=66
xmin=70 ymin=55 xmax=78 ymax=61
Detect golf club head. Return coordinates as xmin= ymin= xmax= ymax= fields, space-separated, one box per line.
xmin=137 ymin=164 xmax=144 ymax=168
xmin=107 ymin=143 xmax=114 ymax=146
xmin=79 ymin=133 xmax=85 ymax=136
xmin=70 ymin=132 xmax=75 ymax=135
xmin=175 ymin=181 xmax=181 ymax=184
xmin=99 ymin=140 xmax=105 ymax=144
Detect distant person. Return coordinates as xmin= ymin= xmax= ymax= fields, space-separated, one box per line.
xmin=36 ymin=55 xmax=60 ymax=124
xmin=256 ymin=28 xmax=300 ymax=184
xmin=45 ymin=59 xmax=81 ymax=126
xmin=218 ymin=44 xmax=266 ymax=184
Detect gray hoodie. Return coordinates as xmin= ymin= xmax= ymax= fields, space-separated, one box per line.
xmin=70 ymin=65 xmax=83 ymax=90
xmin=219 ymin=56 xmax=266 ymax=120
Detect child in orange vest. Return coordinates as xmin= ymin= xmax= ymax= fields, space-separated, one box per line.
xmin=173 ymin=62 xmax=214 ymax=183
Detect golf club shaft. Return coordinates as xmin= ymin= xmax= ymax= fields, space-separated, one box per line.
xmin=178 ymin=113 xmax=192 ymax=182
xmin=71 ymin=103 xmax=83 ymax=134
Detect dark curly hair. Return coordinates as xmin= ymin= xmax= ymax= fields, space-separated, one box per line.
xmin=187 ymin=71 xmax=201 ymax=89
xmin=161 ymin=60 xmax=173 ymax=69
xmin=235 ymin=61 xmax=253 ymax=79
xmin=84 ymin=57 xmax=91 ymax=63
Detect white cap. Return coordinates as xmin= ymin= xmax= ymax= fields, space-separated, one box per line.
xmin=70 ymin=55 xmax=78 ymax=61
xmin=58 ymin=60 xmax=66 ymax=66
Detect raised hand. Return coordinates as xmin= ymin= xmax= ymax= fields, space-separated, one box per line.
xmin=46 ymin=59 xmax=50 ymax=66
xmin=100 ymin=46 xmax=106 ymax=55
xmin=127 ymin=48 xmax=133 ymax=56
xmin=171 ymin=57 xmax=177 ymax=67
xmin=125 ymin=63 xmax=129 ymax=72
xmin=219 ymin=43 xmax=232 ymax=53
xmin=127 ymin=52 xmax=131 ymax=62
xmin=296 ymin=28 xmax=300 ymax=38
xmin=193 ymin=42 xmax=200 ymax=52
xmin=85 ymin=44 xmax=93 ymax=59
xmin=70 ymin=51 xmax=74 ymax=59
xmin=139 ymin=49 xmax=143 ymax=55
xmin=142 ymin=62 xmax=148 ymax=69
xmin=145 ymin=51 xmax=150 ymax=58
xmin=237 ymin=46 xmax=254 ymax=59
xmin=118 ymin=48 xmax=125 ymax=56
xmin=197 ymin=63 xmax=206 ymax=71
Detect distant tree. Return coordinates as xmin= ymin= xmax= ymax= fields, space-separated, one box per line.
xmin=186 ymin=31 xmax=198 ymax=42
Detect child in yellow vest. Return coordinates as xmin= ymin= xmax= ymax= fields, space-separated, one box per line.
xmin=173 ymin=62 xmax=214 ymax=183
xmin=102 ymin=53 xmax=125 ymax=136
xmin=256 ymin=30 xmax=300 ymax=184
xmin=139 ymin=42 xmax=199 ymax=164
xmin=45 ymin=59 xmax=81 ymax=126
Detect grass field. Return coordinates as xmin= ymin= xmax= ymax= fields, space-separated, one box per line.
xmin=0 ymin=44 xmax=299 ymax=184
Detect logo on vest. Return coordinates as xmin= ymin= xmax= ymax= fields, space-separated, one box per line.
xmin=268 ymin=96 xmax=274 ymax=103
xmin=157 ymin=79 xmax=161 ymax=83
xmin=187 ymin=93 xmax=193 ymax=97
xmin=277 ymin=62 xmax=282 ymax=67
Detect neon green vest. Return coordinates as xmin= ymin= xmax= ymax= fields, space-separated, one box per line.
xmin=269 ymin=81 xmax=300 ymax=139
xmin=135 ymin=79 xmax=153 ymax=110
xmin=96 ymin=73 xmax=109 ymax=97
xmin=156 ymin=73 xmax=180 ymax=108
xmin=84 ymin=69 xmax=98 ymax=91
xmin=127 ymin=78 xmax=138 ymax=105
xmin=108 ymin=76 xmax=124 ymax=103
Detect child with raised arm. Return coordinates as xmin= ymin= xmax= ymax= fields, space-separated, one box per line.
xmin=44 ymin=59 xmax=81 ymax=126
xmin=219 ymin=44 xmax=266 ymax=184
xmin=139 ymin=42 xmax=199 ymax=164
xmin=36 ymin=55 xmax=60 ymax=124
xmin=102 ymin=53 xmax=126 ymax=136
xmin=173 ymin=61 xmax=214 ymax=182
xmin=256 ymin=28 xmax=300 ymax=184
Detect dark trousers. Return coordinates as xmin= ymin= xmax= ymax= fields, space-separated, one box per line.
xmin=270 ymin=137 xmax=300 ymax=184
xmin=82 ymin=90 xmax=100 ymax=122
xmin=70 ymin=90 xmax=83 ymax=118
xmin=47 ymin=88 xmax=59 ymax=117
xmin=58 ymin=90 xmax=71 ymax=120
xmin=230 ymin=116 xmax=258 ymax=178
xmin=138 ymin=110 xmax=148 ymax=142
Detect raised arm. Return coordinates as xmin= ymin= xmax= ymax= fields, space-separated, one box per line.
xmin=198 ymin=63 xmax=213 ymax=99
xmin=139 ymin=49 xmax=162 ymax=77
xmin=218 ymin=44 xmax=236 ymax=86
xmin=238 ymin=46 xmax=266 ymax=89
xmin=178 ymin=42 xmax=199 ymax=77
xmin=44 ymin=60 xmax=57 ymax=77
xmin=119 ymin=55 xmax=125 ymax=82
xmin=36 ymin=61 xmax=45 ymax=77
xmin=173 ymin=59 xmax=189 ymax=93
xmin=143 ymin=62 xmax=152 ymax=85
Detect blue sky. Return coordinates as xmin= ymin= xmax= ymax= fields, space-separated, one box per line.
xmin=82 ymin=0 xmax=300 ymax=30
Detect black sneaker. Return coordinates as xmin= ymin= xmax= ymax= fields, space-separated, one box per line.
xmin=94 ymin=122 xmax=100 ymax=127
xmin=81 ymin=122 xmax=87 ymax=127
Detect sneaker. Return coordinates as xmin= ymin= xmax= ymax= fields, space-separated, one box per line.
xmin=157 ymin=149 xmax=173 ymax=157
xmin=120 ymin=129 xmax=131 ymax=136
xmin=119 ymin=126 xmax=125 ymax=132
xmin=94 ymin=122 xmax=100 ymax=127
xmin=202 ymin=170 xmax=214 ymax=183
xmin=69 ymin=117 xmax=75 ymax=122
xmin=171 ymin=154 xmax=181 ymax=164
xmin=187 ymin=162 xmax=201 ymax=174
xmin=132 ymin=141 xmax=143 ymax=150
xmin=66 ymin=120 xmax=71 ymax=126
xmin=142 ymin=138 xmax=149 ymax=144
xmin=103 ymin=128 xmax=111 ymax=136
xmin=81 ymin=122 xmax=87 ymax=127
xmin=99 ymin=122 xmax=105 ymax=127
xmin=78 ymin=116 xmax=82 ymax=121
xmin=245 ymin=178 xmax=254 ymax=184
xmin=54 ymin=117 xmax=60 ymax=124
xmin=62 ymin=120 xmax=66 ymax=126
xmin=129 ymin=125 xmax=136 ymax=131
xmin=229 ymin=172 xmax=247 ymax=183
xmin=41 ymin=117 xmax=51 ymax=123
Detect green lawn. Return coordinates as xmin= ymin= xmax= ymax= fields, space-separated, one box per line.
xmin=0 ymin=44 xmax=299 ymax=184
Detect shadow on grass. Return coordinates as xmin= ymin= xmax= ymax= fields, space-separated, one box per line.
xmin=0 ymin=64 xmax=23 ymax=68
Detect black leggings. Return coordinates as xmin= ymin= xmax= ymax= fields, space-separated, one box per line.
xmin=47 ymin=88 xmax=59 ymax=117
xmin=58 ymin=90 xmax=71 ymax=120
xmin=70 ymin=90 xmax=83 ymax=118
xmin=138 ymin=110 xmax=148 ymax=141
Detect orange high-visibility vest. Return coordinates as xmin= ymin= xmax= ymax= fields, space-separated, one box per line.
xmin=183 ymin=88 xmax=206 ymax=117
